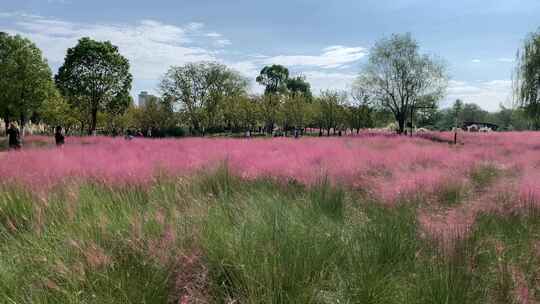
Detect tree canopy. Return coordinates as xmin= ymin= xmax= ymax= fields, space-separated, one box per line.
xmin=160 ymin=62 xmax=248 ymax=134
xmin=355 ymin=33 xmax=448 ymax=134
xmin=515 ymin=29 xmax=540 ymax=129
xmin=55 ymin=37 xmax=132 ymax=134
xmin=256 ymin=65 xmax=290 ymax=95
xmin=0 ymin=32 xmax=56 ymax=130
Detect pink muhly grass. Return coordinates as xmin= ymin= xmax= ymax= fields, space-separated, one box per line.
xmin=518 ymin=170 xmax=540 ymax=212
xmin=512 ymin=267 xmax=533 ymax=304
xmin=2 ymin=132 xmax=540 ymax=208
xmin=418 ymin=207 xmax=477 ymax=254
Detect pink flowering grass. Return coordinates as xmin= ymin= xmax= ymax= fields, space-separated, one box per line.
xmin=3 ymin=132 xmax=540 ymax=207
xmin=2 ymin=133 xmax=540 ymax=303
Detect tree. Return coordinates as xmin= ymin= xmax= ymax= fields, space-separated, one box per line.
xmin=256 ymin=65 xmax=290 ymax=133
xmin=256 ymin=65 xmax=290 ymax=94
xmin=55 ymin=37 xmax=132 ymax=135
xmin=355 ymin=33 xmax=448 ymax=134
xmin=317 ymin=90 xmax=347 ymax=136
xmin=413 ymin=95 xmax=438 ymax=129
xmin=132 ymin=96 xmax=176 ymax=136
xmin=349 ymin=83 xmax=375 ymax=133
xmin=0 ymin=33 xmax=56 ymax=132
xmin=279 ymin=94 xmax=309 ymax=133
xmin=287 ymin=75 xmax=312 ymax=99
xmin=221 ymin=95 xmax=259 ymax=133
xmin=461 ymin=103 xmax=488 ymax=124
xmin=452 ymin=99 xmax=464 ymax=127
xmin=160 ymin=62 xmax=248 ymax=135
xmin=258 ymin=93 xmax=282 ymax=134
xmin=39 ymin=91 xmax=80 ymax=134
xmin=515 ymin=29 xmax=540 ymax=129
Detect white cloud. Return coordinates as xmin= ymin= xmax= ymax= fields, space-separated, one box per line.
xmin=471 ymin=59 xmax=481 ymax=63
xmin=0 ymin=14 xmax=223 ymax=87
xmin=263 ymin=45 xmax=367 ymax=69
xmin=187 ymin=22 xmax=204 ymax=31
xmin=497 ymin=57 xmax=514 ymax=63
xmin=444 ymin=79 xmax=512 ymax=111
xmin=215 ymin=39 xmax=231 ymax=46
xmin=205 ymin=32 xmax=222 ymax=38
xmin=0 ymin=13 xmax=366 ymax=98
xmin=303 ymin=71 xmax=357 ymax=93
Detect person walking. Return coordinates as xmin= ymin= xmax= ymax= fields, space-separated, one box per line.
xmin=6 ymin=123 xmax=22 ymax=150
xmin=54 ymin=126 xmax=65 ymax=146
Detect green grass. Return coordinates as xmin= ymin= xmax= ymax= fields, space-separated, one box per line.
xmin=0 ymin=168 xmax=538 ymax=303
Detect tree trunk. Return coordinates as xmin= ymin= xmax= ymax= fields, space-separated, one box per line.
xmin=267 ymin=122 xmax=274 ymax=135
xmin=397 ymin=114 xmax=406 ymax=135
xmin=89 ymin=105 xmax=98 ymax=135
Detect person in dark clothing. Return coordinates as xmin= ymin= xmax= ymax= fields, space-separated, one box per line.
xmin=6 ymin=123 xmax=22 ymax=150
xmin=125 ymin=129 xmax=134 ymax=140
xmin=54 ymin=126 xmax=65 ymax=146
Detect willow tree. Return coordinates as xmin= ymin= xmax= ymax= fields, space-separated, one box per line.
xmin=515 ymin=29 xmax=540 ymax=129
xmin=356 ymin=33 xmax=447 ymax=134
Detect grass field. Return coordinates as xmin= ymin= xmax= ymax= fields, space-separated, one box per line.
xmin=1 ymin=133 xmax=539 ymax=303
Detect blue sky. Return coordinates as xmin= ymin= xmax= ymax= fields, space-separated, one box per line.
xmin=1 ymin=0 xmax=539 ymax=111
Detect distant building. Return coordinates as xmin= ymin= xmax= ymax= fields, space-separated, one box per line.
xmin=138 ymin=91 xmax=158 ymax=107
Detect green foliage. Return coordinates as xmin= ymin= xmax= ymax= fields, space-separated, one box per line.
xmin=279 ymin=93 xmax=310 ymax=131
xmin=0 ymin=32 xmax=56 ymax=128
xmin=286 ymin=75 xmax=312 ymax=99
xmin=256 ymin=64 xmax=290 ymax=95
xmin=515 ymin=29 xmax=540 ymax=129
xmin=470 ymin=164 xmax=500 ymax=189
xmin=220 ymin=94 xmax=260 ymax=132
xmin=131 ymin=96 xmax=178 ymax=136
xmin=0 ymin=187 xmax=35 ymax=235
xmin=0 ymin=172 xmax=539 ymax=303
xmin=160 ymin=62 xmax=248 ymax=134
xmin=39 ymin=91 xmax=81 ymax=133
xmin=316 ymin=90 xmax=347 ymax=135
xmin=356 ymin=33 xmax=448 ymax=134
xmin=55 ymin=37 xmax=132 ymax=134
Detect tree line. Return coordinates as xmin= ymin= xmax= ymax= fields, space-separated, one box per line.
xmin=0 ymin=30 xmax=539 ymax=137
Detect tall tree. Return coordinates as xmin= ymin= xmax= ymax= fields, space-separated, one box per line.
xmin=355 ymin=33 xmax=448 ymax=134
xmin=256 ymin=65 xmax=290 ymax=133
xmin=515 ymin=29 xmax=540 ymax=129
xmin=160 ymin=62 xmax=248 ymax=135
xmin=0 ymin=32 xmax=56 ymax=132
xmin=317 ymin=90 xmax=347 ymax=136
xmin=256 ymin=65 xmax=290 ymax=95
xmin=452 ymin=99 xmax=464 ymax=127
xmin=55 ymin=37 xmax=132 ymax=135
xmin=350 ymin=82 xmax=375 ymax=133
xmin=287 ymin=75 xmax=312 ymax=99
xmin=279 ymin=94 xmax=309 ymax=133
